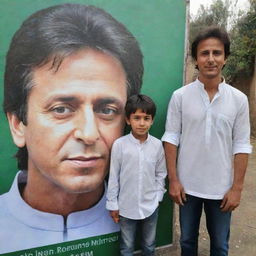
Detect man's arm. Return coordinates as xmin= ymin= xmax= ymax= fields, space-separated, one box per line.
xmin=220 ymin=153 xmax=249 ymax=212
xmin=221 ymin=96 xmax=252 ymax=212
xmin=162 ymin=91 xmax=184 ymax=205
xmin=164 ymin=142 xmax=186 ymax=205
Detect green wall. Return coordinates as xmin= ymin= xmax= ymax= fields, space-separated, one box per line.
xmin=0 ymin=0 xmax=186 ymax=250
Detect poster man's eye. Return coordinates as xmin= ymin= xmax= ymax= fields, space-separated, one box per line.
xmin=51 ymin=106 xmax=73 ymax=118
xmin=101 ymin=107 xmax=117 ymax=115
xmin=96 ymin=105 xmax=119 ymax=120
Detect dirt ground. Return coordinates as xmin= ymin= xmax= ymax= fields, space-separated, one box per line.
xmin=155 ymin=138 xmax=256 ymax=256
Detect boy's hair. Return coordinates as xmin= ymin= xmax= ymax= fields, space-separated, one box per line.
xmin=191 ymin=26 xmax=230 ymax=60
xmin=125 ymin=94 xmax=156 ymax=119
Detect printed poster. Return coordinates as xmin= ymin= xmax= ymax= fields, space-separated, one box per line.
xmin=0 ymin=0 xmax=186 ymax=255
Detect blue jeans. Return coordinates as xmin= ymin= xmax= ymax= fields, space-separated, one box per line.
xmin=179 ymin=194 xmax=231 ymax=256
xmin=119 ymin=208 xmax=159 ymax=256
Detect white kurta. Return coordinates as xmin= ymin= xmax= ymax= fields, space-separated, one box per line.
xmin=0 ymin=171 xmax=119 ymax=254
xmin=162 ymin=79 xmax=252 ymax=199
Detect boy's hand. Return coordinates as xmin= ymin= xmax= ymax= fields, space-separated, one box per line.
xmin=110 ymin=210 xmax=120 ymax=223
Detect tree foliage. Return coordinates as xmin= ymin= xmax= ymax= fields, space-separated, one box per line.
xmin=190 ymin=0 xmax=230 ymax=42
xmin=190 ymin=0 xmax=256 ymax=83
xmin=225 ymin=0 xmax=256 ymax=82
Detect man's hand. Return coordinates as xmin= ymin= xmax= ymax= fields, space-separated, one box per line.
xmin=110 ymin=210 xmax=120 ymax=223
xmin=221 ymin=153 xmax=249 ymax=212
xmin=164 ymin=143 xmax=186 ymax=205
xmin=169 ymin=179 xmax=186 ymax=206
xmin=220 ymin=187 xmax=242 ymax=212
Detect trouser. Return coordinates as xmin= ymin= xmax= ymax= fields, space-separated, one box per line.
xmin=119 ymin=208 xmax=159 ymax=256
xmin=179 ymin=194 xmax=231 ymax=256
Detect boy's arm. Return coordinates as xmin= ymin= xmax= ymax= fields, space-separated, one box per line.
xmin=155 ymin=145 xmax=167 ymax=202
xmin=106 ymin=141 xmax=121 ymax=214
xmin=109 ymin=210 xmax=120 ymax=223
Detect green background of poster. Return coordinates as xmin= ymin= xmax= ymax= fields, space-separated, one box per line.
xmin=0 ymin=0 xmax=186 ymax=250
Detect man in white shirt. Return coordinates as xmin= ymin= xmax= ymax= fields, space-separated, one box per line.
xmin=1 ymin=4 xmax=143 ymax=253
xmin=106 ymin=94 xmax=167 ymax=256
xmin=162 ymin=26 xmax=252 ymax=256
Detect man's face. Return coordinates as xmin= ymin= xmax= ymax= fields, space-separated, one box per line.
xmin=11 ymin=49 xmax=127 ymax=194
xmin=196 ymin=37 xmax=226 ymax=80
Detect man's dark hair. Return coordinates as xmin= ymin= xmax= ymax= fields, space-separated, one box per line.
xmin=125 ymin=94 xmax=156 ymax=119
xmin=3 ymin=4 xmax=143 ymax=170
xmin=191 ymin=26 xmax=230 ymax=61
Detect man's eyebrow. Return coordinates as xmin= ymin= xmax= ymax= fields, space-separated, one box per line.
xmin=44 ymin=96 xmax=125 ymax=108
xmin=44 ymin=96 xmax=79 ymax=107
xmin=52 ymin=96 xmax=77 ymax=102
xmin=94 ymin=97 xmax=125 ymax=107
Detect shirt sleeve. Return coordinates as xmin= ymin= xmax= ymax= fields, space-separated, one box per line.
xmin=161 ymin=91 xmax=182 ymax=146
xmin=155 ymin=144 xmax=167 ymax=202
xmin=232 ymin=96 xmax=252 ymax=154
xmin=106 ymin=140 xmax=121 ymax=211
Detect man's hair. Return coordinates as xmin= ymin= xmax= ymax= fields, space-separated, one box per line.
xmin=3 ymin=4 xmax=143 ymax=170
xmin=125 ymin=94 xmax=156 ymax=119
xmin=191 ymin=26 xmax=230 ymax=60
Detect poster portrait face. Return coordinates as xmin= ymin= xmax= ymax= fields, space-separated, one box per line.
xmin=8 ymin=49 xmax=127 ymax=195
xmin=0 ymin=3 xmax=144 ymax=254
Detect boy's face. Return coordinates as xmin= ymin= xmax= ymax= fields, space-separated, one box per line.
xmin=126 ymin=109 xmax=153 ymax=141
xmin=8 ymin=48 xmax=127 ymax=194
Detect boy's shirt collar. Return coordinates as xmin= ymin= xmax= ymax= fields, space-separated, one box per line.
xmin=129 ymin=132 xmax=150 ymax=144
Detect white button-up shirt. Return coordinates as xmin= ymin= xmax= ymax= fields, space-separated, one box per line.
xmin=162 ymin=79 xmax=252 ymax=199
xmin=106 ymin=133 xmax=167 ymax=220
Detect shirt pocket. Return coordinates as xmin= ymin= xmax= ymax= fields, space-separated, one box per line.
xmin=216 ymin=113 xmax=235 ymax=133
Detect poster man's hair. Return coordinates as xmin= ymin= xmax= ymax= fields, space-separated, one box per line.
xmin=3 ymin=3 xmax=144 ymax=169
